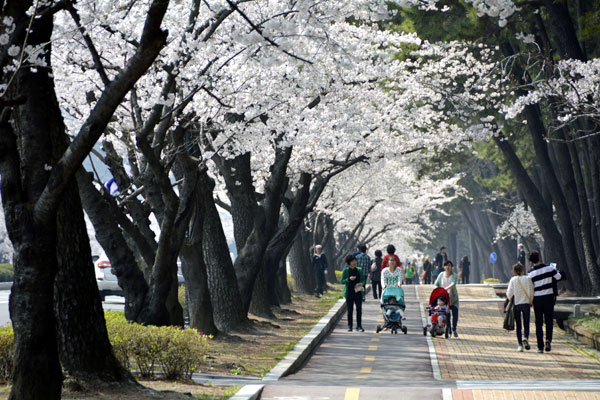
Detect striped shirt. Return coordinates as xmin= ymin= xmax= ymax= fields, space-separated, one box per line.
xmin=528 ymin=263 xmax=561 ymax=297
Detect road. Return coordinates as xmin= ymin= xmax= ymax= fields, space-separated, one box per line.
xmin=0 ymin=289 xmax=124 ymax=326
xmin=262 ymin=286 xmax=448 ymax=400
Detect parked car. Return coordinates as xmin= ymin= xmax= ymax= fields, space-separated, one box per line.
xmin=94 ymin=254 xmax=123 ymax=301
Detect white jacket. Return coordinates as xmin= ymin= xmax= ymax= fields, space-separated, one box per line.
xmin=506 ymin=275 xmax=534 ymax=306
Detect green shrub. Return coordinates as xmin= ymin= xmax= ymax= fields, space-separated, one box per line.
xmin=0 ymin=264 xmax=13 ymax=282
xmin=0 ymin=326 xmax=13 ymax=382
xmin=104 ymin=311 xmax=209 ymax=379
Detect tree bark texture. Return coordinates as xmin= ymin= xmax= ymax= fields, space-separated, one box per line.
xmin=199 ymin=173 xmax=246 ymax=331
xmin=289 ymin=224 xmax=316 ymax=294
xmin=77 ymin=169 xmax=149 ymax=321
xmin=54 ymin=177 xmax=132 ymax=383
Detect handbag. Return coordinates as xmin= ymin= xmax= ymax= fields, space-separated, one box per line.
xmin=371 ymin=264 xmax=378 ymax=273
xmin=503 ymin=297 xmax=515 ymax=331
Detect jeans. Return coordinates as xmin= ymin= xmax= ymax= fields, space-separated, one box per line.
xmin=347 ymin=293 xmax=363 ymax=328
xmin=533 ymin=294 xmax=555 ymax=349
xmin=449 ymin=305 xmax=459 ymax=332
xmin=514 ymin=303 xmax=530 ymax=345
xmin=462 ymin=272 xmax=469 ymax=284
xmin=372 ymin=280 xmax=382 ymax=299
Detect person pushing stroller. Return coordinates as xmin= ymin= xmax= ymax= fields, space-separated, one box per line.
xmin=376 ymin=257 xmax=407 ymax=334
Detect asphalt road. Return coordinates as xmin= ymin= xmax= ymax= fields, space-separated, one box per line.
xmin=262 ymin=286 xmax=447 ymax=400
xmin=0 ymin=289 xmax=124 ymax=326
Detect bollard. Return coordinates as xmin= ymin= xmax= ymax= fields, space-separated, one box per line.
xmin=573 ymin=304 xmax=581 ymax=318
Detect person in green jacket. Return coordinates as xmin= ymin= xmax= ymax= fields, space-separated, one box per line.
xmin=341 ymin=254 xmax=366 ymax=332
xmin=405 ymin=262 xmax=417 ymax=284
xmin=434 ymin=261 xmax=460 ymax=337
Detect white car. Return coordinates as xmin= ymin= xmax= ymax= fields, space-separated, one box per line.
xmin=94 ymin=254 xmax=123 ymax=301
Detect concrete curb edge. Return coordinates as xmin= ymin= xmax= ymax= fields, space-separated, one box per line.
xmin=262 ymin=297 xmax=347 ymax=381
xmin=231 ymin=295 xmax=347 ymax=399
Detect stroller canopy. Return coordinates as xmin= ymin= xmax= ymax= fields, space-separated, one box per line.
xmin=382 ymin=286 xmax=405 ymax=306
xmin=429 ymin=287 xmax=450 ymax=306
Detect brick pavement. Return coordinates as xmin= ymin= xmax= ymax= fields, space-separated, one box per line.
xmin=418 ymin=284 xmax=600 ymax=381
xmin=452 ymin=390 xmax=600 ymax=399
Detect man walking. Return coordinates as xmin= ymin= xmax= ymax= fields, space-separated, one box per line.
xmin=312 ymin=245 xmax=328 ymax=298
xmin=355 ymin=244 xmax=372 ymax=287
xmin=528 ymin=251 xmax=562 ymax=353
xmin=435 ymin=247 xmax=448 ymax=271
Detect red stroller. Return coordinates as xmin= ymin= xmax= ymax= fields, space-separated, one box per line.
xmin=423 ymin=287 xmax=450 ymax=338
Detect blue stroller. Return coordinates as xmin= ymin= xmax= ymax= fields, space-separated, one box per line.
xmin=376 ymin=286 xmax=407 ymax=334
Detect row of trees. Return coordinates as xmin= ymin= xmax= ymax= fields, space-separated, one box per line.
xmin=1 ymin=0 xmax=598 ymax=398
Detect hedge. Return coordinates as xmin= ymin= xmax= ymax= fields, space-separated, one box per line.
xmin=0 ymin=264 xmax=13 ymax=282
xmin=0 ymin=312 xmax=210 ymax=382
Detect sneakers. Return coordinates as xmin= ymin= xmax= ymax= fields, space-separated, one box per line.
xmin=453 ymin=330 xmax=458 ymax=338
xmin=357 ymin=327 xmax=365 ymax=332
xmin=545 ymin=341 xmax=551 ymax=352
xmin=517 ymin=345 xmax=523 ymax=352
xmin=537 ymin=348 xmax=544 ymax=353
xmin=523 ymin=338 xmax=530 ymax=350
xmin=348 ymin=327 xmax=352 ymax=332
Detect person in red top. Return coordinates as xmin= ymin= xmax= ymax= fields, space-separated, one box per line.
xmin=382 ymin=244 xmax=403 ymax=275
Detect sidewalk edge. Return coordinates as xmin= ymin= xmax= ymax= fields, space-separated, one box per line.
xmin=262 ymin=297 xmax=347 ymax=382
xmin=230 ymin=384 xmax=264 ymax=400
xmin=416 ymin=287 xmax=443 ymax=381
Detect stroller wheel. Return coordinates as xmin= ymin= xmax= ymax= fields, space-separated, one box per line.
xmin=402 ymin=327 xmax=408 ymax=334
xmin=423 ymin=327 xmax=427 ymax=336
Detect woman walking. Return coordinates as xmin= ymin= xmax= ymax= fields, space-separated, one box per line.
xmin=459 ymin=256 xmax=470 ymax=284
xmin=506 ymin=263 xmax=534 ymax=352
xmin=381 ymin=257 xmax=403 ymax=290
xmin=341 ymin=254 xmax=365 ymax=332
xmin=435 ymin=261 xmax=460 ymax=337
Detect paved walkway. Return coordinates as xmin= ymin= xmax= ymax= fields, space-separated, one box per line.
xmin=259 ymin=284 xmax=600 ymax=399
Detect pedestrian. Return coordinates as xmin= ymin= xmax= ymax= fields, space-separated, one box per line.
xmin=382 ymin=244 xmax=402 ymax=271
xmin=341 ymin=254 xmax=365 ymax=332
xmin=355 ymin=244 xmax=372 ymax=288
xmin=527 ymin=251 xmax=562 ymax=353
xmin=434 ymin=261 xmax=460 ymax=337
xmin=507 ymin=263 xmax=534 ymax=352
xmin=312 ymin=245 xmax=328 ymax=298
xmin=517 ymin=244 xmax=526 ymax=266
xmin=405 ymin=261 xmax=416 ymax=284
xmin=459 ymin=256 xmax=471 ymax=284
xmin=435 ymin=247 xmax=448 ymax=271
xmin=369 ymin=249 xmax=383 ymax=299
xmin=381 ymin=256 xmax=403 ymax=290
xmin=422 ymin=256 xmax=433 ymax=284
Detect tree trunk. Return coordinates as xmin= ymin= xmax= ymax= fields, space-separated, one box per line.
xmin=493 ymin=134 xmax=584 ymax=292
xmin=276 ymin=249 xmax=292 ymax=304
xmin=249 ymin=263 xmax=274 ymax=317
xmin=54 ymin=178 xmax=132 ymax=383
xmin=76 ymin=169 xmax=149 ymax=321
xmin=568 ymin=142 xmax=600 ymax=293
xmin=289 ymin=226 xmax=315 ymax=294
xmin=199 ymin=173 xmax=246 ymax=331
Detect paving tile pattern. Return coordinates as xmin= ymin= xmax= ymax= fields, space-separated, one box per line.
xmin=453 ymin=390 xmax=600 ymax=400
xmin=417 ymin=285 xmax=600 ymax=381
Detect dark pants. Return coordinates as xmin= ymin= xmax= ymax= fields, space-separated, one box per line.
xmin=449 ymin=305 xmax=459 ymax=332
xmin=372 ymin=280 xmax=381 ymax=299
xmin=514 ymin=303 xmax=530 ymax=345
xmin=462 ymin=271 xmax=470 ymax=284
xmin=405 ymin=278 xmax=413 ymax=284
xmin=314 ymin=270 xmax=325 ymax=295
xmin=533 ymin=294 xmax=555 ymax=349
xmin=424 ymin=273 xmax=431 ymax=284
xmin=346 ymin=293 xmax=363 ymax=328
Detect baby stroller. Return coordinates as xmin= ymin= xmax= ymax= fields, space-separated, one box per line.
xmin=423 ymin=287 xmax=450 ymax=338
xmin=376 ymin=286 xmax=407 ymax=334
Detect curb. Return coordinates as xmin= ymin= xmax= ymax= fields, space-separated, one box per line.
xmin=231 ymin=295 xmax=348 ymax=399
xmin=262 ymin=297 xmax=347 ymax=381
xmin=229 ymin=384 xmax=264 ymax=400
xmin=0 ymin=282 xmax=11 ymax=290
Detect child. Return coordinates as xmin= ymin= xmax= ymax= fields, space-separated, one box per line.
xmin=429 ymin=297 xmax=448 ymax=327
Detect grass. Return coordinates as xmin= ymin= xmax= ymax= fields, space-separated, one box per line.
xmin=570 ymin=315 xmax=600 ymax=332
xmin=194 ymin=385 xmax=240 ymax=399
xmin=0 ymin=265 xmax=12 ymax=282
xmin=203 ymin=284 xmax=343 ymax=378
